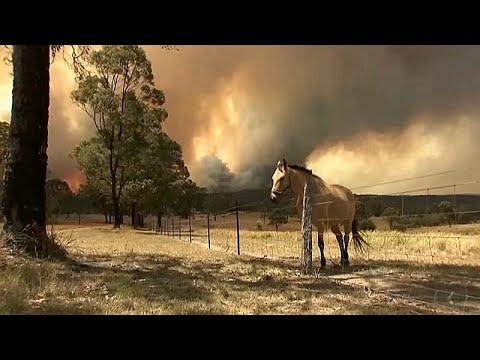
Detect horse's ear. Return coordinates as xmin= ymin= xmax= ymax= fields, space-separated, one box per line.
xmin=282 ymin=158 xmax=288 ymax=170
xmin=277 ymin=160 xmax=283 ymax=170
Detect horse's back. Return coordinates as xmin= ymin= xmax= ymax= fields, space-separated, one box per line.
xmin=329 ymin=184 xmax=356 ymax=221
xmin=330 ymin=184 xmax=355 ymax=202
xmin=306 ymin=182 xmax=355 ymax=227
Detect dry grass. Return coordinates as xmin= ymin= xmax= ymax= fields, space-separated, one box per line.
xmin=1 ymin=223 xmax=480 ymax=315
xmin=186 ymin=226 xmax=480 ymax=265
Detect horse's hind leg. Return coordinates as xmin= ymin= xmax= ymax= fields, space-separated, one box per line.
xmin=331 ymin=224 xmax=348 ymax=266
xmin=342 ymin=220 xmax=352 ymax=265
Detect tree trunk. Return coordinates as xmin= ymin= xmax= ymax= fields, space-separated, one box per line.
xmin=120 ymin=204 xmax=124 ymax=224
xmin=104 ymin=212 xmax=108 ymax=223
xmin=140 ymin=215 xmax=144 ymax=227
xmin=157 ymin=213 xmax=162 ymax=234
xmin=110 ymin=175 xmax=121 ymax=229
xmin=113 ymin=198 xmax=121 ymax=228
xmin=131 ymin=201 xmax=137 ymax=229
xmin=2 ymin=46 xmax=50 ymax=254
xmin=135 ymin=213 xmax=142 ymax=228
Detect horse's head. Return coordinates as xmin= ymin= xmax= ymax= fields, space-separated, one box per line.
xmin=270 ymin=158 xmax=291 ymax=202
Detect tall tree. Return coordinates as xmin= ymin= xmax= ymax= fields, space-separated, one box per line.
xmin=1 ymin=45 xmax=89 ymax=255
xmin=71 ymin=45 xmax=167 ymax=228
xmin=141 ymin=131 xmax=190 ymax=224
xmin=1 ymin=46 xmax=50 ymax=251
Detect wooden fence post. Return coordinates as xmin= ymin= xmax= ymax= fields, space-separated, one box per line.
xmin=207 ymin=212 xmax=211 ymax=249
xmin=301 ymin=182 xmax=313 ymax=274
xmin=236 ymin=200 xmax=240 ymax=255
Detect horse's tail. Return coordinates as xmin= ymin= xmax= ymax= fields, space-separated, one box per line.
xmin=351 ymin=218 xmax=369 ymax=254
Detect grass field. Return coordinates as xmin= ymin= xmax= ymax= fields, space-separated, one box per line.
xmin=2 ymin=215 xmax=480 ymax=314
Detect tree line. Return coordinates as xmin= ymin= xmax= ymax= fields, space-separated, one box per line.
xmin=0 ymin=45 xmax=207 ymax=258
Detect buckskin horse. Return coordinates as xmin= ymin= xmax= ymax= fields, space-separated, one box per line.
xmin=270 ymin=159 xmax=368 ymax=267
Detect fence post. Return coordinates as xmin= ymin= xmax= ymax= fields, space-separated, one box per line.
xmin=453 ymin=184 xmax=457 ymax=225
xmin=179 ymin=216 xmax=181 ymax=240
xmin=207 ymin=212 xmax=211 ymax=249
xmin=301 ymin=182 xmax=313 ymax=274
xmin=172 ymin=217 xmax=175 ymax=238
xmin=166 ymin=216 xmax=169 ymax=236
xmin=189 ymin=214 xmax=192 ymax=243
xmin=236 ymin=200 xmax=240 ymax=255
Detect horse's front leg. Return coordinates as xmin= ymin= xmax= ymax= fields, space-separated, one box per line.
xmin=317 ymin=230 xmax=326 ymax=268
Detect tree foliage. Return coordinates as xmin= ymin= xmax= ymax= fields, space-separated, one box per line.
xmin=268 ymin=208 xmax=289 ymax=231
xmin=45 ymin=179 xmax=74 ymax=219
xmin=438 ymin=200 xmax=455 ymax=227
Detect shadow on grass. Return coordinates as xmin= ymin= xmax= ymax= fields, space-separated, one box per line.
xmin=53 ymin=249 xmax=480 ymax=314
xmin=29 ymin=301 xmax=99 ymax=315
xmin=6 ymin=240 xmax=476 ymax=314
xmin=220 ymin=255 xmax=480 ymax=313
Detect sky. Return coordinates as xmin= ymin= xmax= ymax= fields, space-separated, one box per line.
xmin=1 ymin=45 xmax=480 ymax=196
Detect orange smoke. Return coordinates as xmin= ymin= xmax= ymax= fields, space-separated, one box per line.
xmin=61 ymin=170 xmax=86 ymax=193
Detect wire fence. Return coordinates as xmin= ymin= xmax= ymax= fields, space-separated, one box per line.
xmin=145 ymin=174 xmax=480 ymax=314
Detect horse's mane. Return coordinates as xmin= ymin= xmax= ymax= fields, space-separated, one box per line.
xmin=288 ymin=164 xmax=320 ymax=179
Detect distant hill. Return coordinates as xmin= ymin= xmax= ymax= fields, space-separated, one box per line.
xmin=204 ymin=188 xmax=480 ymax=218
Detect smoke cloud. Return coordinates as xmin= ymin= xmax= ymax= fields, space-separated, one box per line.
xmin=0 ymin=53 xmax=95 ymax=191
xmin=1 ymin=45 xmax=480 ymax=194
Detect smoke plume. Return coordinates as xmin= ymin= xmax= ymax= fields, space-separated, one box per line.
xmin=1 ymin=45 xmax=480 ymax=194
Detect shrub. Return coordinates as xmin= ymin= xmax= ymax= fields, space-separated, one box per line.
xmin=391 ymin=223 xmax=408 ymax=232
xmin=357 ymin=218 xmax=376 ymax=231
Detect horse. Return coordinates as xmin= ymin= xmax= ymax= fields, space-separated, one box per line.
xmin=270 ymin=158 xmax=368 ymax=267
